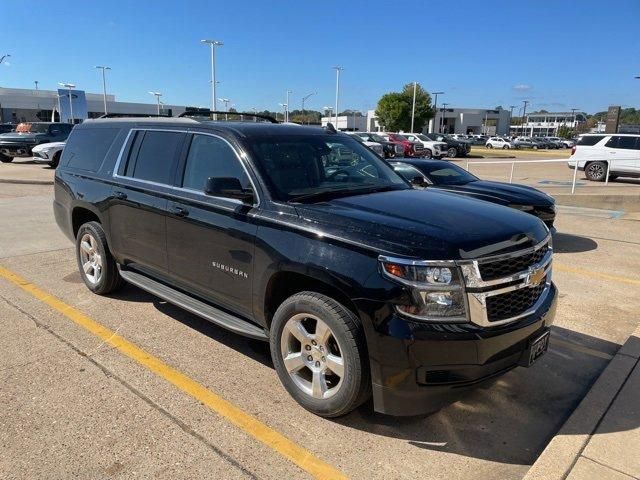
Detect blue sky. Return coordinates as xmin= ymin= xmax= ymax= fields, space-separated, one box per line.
xmin=1 ymin=0 xmax=638 ymax=114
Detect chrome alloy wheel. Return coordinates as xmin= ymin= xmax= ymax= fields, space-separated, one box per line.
xmin=79 ymin=233 xmax=103 ymax=284
xmin=587 ymin=163 xmax=605 ymax=179
xmin=280 ymin=313 xmax=345 ymax=399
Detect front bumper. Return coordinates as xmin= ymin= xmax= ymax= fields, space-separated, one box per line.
xmin=0 ymin=143 xmax=34 ymax=157
xmin=361 ymin=282 xmax=557 ymax=416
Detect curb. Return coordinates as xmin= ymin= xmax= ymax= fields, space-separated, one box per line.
xmin=523 ymin=325 xmax=640 ymax=480
xmin=553 ymin=193 xmax=640 ymax=213
xmin=0 ymin=178 xmax=54 ymax=186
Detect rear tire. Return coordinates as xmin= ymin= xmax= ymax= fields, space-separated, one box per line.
xmin=585 ymin=161 xmax=608 ymax=182
xmin=75 ymin=221 xmax=125 ymax=295
xmin=0 ymin=154 xmax=13 ymax=163
xmin=270 ymin=292 xmax=371 ymax=418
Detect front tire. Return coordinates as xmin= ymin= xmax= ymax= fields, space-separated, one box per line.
xmin=48 ymin=152 xmax=61 ymax=168
xmin=585 ymin=161 xmax=608 ymax=182
xmin=270 ymin=292 xmax=371 ymax=418
xmin=502 ymin=145 xmax=509 ymax=149
xmin=75 ymin=221 xmax=124 ymax=294
xmin=447 ymin=147 xmax=457 ymax=158
xmin=424 ymin=149 xmax=433 ymax=159
xmin=486 ymin=144 xmax=493 ymax=149
xmin=0 ymin=154 xmax=13 ymax=163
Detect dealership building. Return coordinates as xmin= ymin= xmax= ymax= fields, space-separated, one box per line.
xmin=509 ymin=111 xmax=587 ymax=137
xmin=0 ymin=87 xmax=188 ymax=124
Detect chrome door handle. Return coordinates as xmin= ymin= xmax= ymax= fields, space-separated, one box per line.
xmin=171 ymin=206 xmax=189 ymax=217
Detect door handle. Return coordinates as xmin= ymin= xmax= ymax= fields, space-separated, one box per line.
xmin=171 ymin=206 xmax=189 ymax=217
xmin=113 ymin=191 xmax=127 ymax=200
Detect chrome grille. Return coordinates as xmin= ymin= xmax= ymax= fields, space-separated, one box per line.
xmin=486 ymin=280 xmax=547 ymax=322
xmin=479 ymin=244 xmax=549 ymax=280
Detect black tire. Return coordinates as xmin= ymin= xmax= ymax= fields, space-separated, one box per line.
xmin=533 ymin=145 xmax=538 ymax=150
xmin=502 ymin=145 xmax=508 ymax=149
xmin=48 ymin=152 xmax=61 ymax=168
xmin=447 ymin=147 xmax=457 ymax=158
xmin=486 ymin=144 xmax=493 ymax=149
xmin=584 ymin=161 xmax=608 ymax=182
xmin=0 ymin=154 xmax=13 ymax=163
xmin=424 ymin=149 xmax=433 ymax=159
xmin=75 ymin=221 xmax=124 ymax=295
xmin=270 ymin=291 xmax=371 ymax=418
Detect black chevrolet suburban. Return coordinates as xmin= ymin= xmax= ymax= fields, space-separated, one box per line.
xmin=54 ymin=115 xmax=557 ymax=417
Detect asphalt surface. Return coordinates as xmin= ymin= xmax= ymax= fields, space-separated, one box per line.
xmin=1 ymin=165 xmax=639 ymax=479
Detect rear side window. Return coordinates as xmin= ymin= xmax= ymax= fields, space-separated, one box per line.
xmin=577 ymin=135 xmax=605 ymax=146
xmin=130 ymin=131 xmax=185 ymax=184
xmin=64 ymin=128 xmax=120 ymax=172
xmin=181 ymin=134 xmax=250 ymax=191
xmin=605 ymin=136 xmax=639 ymax=150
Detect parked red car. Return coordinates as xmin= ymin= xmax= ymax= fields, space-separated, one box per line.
xmin=383 ymin=133 xmax=425 ymax=157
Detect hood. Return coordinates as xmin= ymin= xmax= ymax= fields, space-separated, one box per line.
xmin=433 ymin=180 xmax=555 ymax=206
xmin=294 ymin=189 xmax=548 ymax=260
xmin=0 ymin=132 xmax=46 ymax=142
xmin=33 ymin=141 xmax=65 ymax=151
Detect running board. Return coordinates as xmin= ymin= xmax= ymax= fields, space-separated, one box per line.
xmin=118 ymin=268 xmax=269 ymax=341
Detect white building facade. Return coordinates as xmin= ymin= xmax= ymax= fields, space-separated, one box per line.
xmin=320 ymin=115 xmax=367 ymax=131
xmin=509 ymin=111 xmax=587 ymax=136
xmin=0 ymin=87 xmax=188 ymax=124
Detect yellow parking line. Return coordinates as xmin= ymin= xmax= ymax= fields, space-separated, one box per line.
xmin=555 ymin=263 xmax=640 ymax=286
xmin=0 ymin=265 xmax=347 ymax=480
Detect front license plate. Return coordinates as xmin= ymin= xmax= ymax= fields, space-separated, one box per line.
xmin=526 ymin=331 xmax=550 ymax=366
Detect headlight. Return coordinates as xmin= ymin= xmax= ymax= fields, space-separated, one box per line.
xmin=379 ymin=258 xmax=468 ymax=322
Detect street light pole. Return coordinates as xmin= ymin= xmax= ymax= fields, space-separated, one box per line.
xmin=219 ymin=98 xmax=230 ymax=120
xmin=285 ymin=90 xmax=292 ymax=122
xmin=430 ymin=91 xmax=444 ymax=133
xmin=34 ymin=80 xmax=39 ymax=91
xmin=410 ymin=81 xmax=417 ymax=133
xmin=522 ymin=100 xmax=530 ymax=136
xmin=201 ymin=39 xmax=223 ymax=120
xmin=149 ymin=91 xmax=162 ymax=115
xmin=440 ymin=103 xmax=449 ymax=134
xmin=570 ymin=108 xmax=579 ymax=133
xmin=58 ymin=82 xmax=76 ymax=124
xmin=95 ymin=66 xmax=111 ymax=115
xmin=333 ymin=66 xmax=343 ymax=127
xmin=301 ymin=92 xmax=316 ymax=125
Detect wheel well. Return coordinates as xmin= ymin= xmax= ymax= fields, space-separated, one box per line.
xmin=72 ymin=208 xmax=100 ymax=237
xmin=263 ymin=272 xmax=359 ymax=328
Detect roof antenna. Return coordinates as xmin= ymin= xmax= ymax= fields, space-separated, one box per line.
xmin=325 ymin=122 xmax=337 ymax=133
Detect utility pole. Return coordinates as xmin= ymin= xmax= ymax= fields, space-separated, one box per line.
xmin=95 ymin=66 xmax=111 ymax=115
xmin=410 ymin=81 xmax=417 ymax=133
xmin=522 ymin=100 xmax=530 ymax=137
xmin=333 ymin=66 xmax=343 ymax=127
xmin=301 ymin=92 xmax=316 ymax=125
xmin=431 ymin=91 xmax=444 ymax=133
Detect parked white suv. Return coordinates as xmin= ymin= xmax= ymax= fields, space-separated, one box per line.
xmin=568 ymin=134 xmax=640 ymax=181
xmin=401 ymin=133 xmax=448 ymax=158
xmin=32 ymin=141 xmax=66 ymax=168
xmin=486 ymin=137 xmax=514 ymax=149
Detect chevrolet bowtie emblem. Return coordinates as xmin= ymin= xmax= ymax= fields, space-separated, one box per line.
xmin=526 ymin=267 xmax=546 ymax=287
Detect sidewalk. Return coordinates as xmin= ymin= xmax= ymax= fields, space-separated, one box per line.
xmin=525 ymin=326 xmax=640 ymax=480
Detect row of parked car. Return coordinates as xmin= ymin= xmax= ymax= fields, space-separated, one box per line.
xmin=485 ymin=136 xmax=576 ymax=150
xmin=0 ymin=121 xmax=71 ymax=167
xmin=348 ymin=131 xmax=471 ymax=159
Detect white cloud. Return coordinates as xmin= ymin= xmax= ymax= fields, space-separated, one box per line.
xmin=513 ymin=84 xmax=532 ymax=92
xmin=2 ymin=61 xmax=10 ymax=67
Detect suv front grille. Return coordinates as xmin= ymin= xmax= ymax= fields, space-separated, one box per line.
xmin=486 ymin=279 xmax=546 ymax=322
xmin=479 ymin=244 xmax=549 ymax=281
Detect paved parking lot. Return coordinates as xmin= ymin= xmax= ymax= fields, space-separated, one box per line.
xmin=1 ymin=163 xmax=639 ymax=479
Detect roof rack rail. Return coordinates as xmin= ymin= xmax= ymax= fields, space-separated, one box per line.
xmin=97 ymin=113 xmax=173 ymax=118
xmin=178 ymin=109 xmax=278 ymax=123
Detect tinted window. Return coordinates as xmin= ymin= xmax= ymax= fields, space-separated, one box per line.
xmin=606 ymin=136 xmax=639 ymax=150
xmin=64 ymin=127 xmax=120 ymax=172
xmin=414 ymin=162 xmax=479 ymax=186
xmin=182 ymin=134 xmax=250 ymax=191
xmin=577 ymin=135 xmax=605 ymax=146
xmin=391 ymin=162 xmax=426 ymax=182
xmin=132 ymin=131 xmax=184 ymax=184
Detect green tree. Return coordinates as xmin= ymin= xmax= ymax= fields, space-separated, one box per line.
xmin=557 ymin=125 xmax=574 ymax=138
xmin=375 ymin=83 xmax=433 ymax=132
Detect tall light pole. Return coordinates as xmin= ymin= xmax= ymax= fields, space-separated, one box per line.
xmin=201 ymin=39 xmax=223 ymax=120
xmin=430 ymin=91 xmax=444 ymax=133
xmin=522 ymin=100 xmax=530 ymax=137
xmin=149 ymin=91 xmax=162 ymax=115
xmin=285 ymin=90 xmax=292 ymax=122
xmin=410 ymin=81 xmax=417 ymax=133
xmin=333 ymin=66 xmax=343 ymax=126
xmin=279 ymin=103 xmax=287 ymax=123
xmin=34 ymin=80 xmax=39 ymax=91
xmin=301 ymin=92 xmax=316 ymax=125
xmin=95 ymin=66 xmax=111 ymax=115
xmin=440 ymin=103 xmax=449 ymax=134
xmin=58 ymin=82 xmax=76 ymax=124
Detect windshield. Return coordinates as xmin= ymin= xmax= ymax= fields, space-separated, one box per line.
xmin=368 ymin=134 xmax=386 ymax=143
xmin=15 ymin=123 xmax=50 ymax=134
xmin=392 ymin=134 xmax=408 ymax=141
xmin=247 ymin=134 xmax=409 ymax=202
xmin=415 ymin=162 xmax=478 ymax=185
xmin=415 ymin=134 xmax=430 ymax=141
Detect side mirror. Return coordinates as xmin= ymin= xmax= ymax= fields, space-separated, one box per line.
xmin=204 ymin=177 xmax=254 ymax=204
xmin=411 ymin=176 xmax=426 ymax=187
